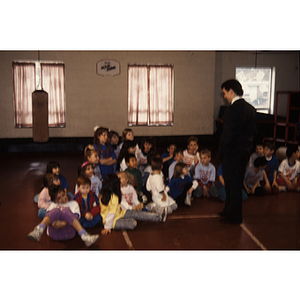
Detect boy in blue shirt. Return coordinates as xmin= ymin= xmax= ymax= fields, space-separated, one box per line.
xmin=262 ymin=142 xmax=279 ymax=194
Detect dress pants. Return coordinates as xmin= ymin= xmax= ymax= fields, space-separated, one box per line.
xmin=221 ymin=153 xmax=248 ymax=223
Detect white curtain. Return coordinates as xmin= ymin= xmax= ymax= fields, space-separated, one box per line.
xmin=149 ymin=66 xmax=173 ymax=125
xmin=128 ymin=65 xmax=173 ymax=126
xmin=13 ymin=63 xmax=36 ymax=127
xmin=128 ymin=65 xmax=148 ymax=125
xmin=41 ymin=63 xmax=66 ymax=127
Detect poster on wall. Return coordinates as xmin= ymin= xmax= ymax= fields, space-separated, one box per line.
xmin=96 ymin=60 xmax=120 ymax=76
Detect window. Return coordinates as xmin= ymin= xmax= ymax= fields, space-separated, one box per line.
xmin=13 ymin=61 xmax=66 ymax=128
xmin=235 ymin=67 xmax=276 ymax=114
xmin=128 ymin=65 xmax=174 ymax=126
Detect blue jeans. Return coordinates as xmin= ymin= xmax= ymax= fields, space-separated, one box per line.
xmin=38 ymin=208 xmax=47 ymax=219
xmin=79 ymin=214 xmax=102 ymax=228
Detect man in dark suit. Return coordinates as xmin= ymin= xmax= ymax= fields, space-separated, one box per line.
xmin=217 ymin=79 xmax=256 ymax=224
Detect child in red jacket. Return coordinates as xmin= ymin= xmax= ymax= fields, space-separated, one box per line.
xmin=72 ymin=176 xmax=102 ymax=228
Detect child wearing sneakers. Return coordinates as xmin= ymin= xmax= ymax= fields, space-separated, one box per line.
xmin=277 ymin=144 xmax=300 ymax=192
xmin=100 ymin=174 xmax=163 ymax=235
xmin=146 ymin=157 xmax=178 ymax=220
xmin=27 ymin=185 xmax=99 ymax=247
xmin=72 ymin=176 xmax=102 ymax=228
xmin=166 ymin=162 xmax=198 ymax=206
xmin=193 ymin=149 xmax=219 ymax=198
xmin=262 ymin=142 xmax=279 ymax=194
xmin=243 ymin=156 xmax=268 ymax=196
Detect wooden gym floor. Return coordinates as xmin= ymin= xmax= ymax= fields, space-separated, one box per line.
xmin=0 ymin=151 xmax=299 ymax=251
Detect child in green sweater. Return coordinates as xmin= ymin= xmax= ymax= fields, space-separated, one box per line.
xmin=125 ymin=153 xmax=147 ymax=203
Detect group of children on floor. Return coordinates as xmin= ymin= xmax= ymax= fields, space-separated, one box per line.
xmin=28 ymin=126 xmax=300 ymax=247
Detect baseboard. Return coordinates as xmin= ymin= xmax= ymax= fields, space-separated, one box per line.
xmin=0 ymin=135 xmax=219 ymax=153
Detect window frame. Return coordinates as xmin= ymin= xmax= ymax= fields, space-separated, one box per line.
xmin=235 ymin=66 xmax=276 ymax=114
xmin=12 ymin=60 xmax=66 ymax=128
xmin=127 ymin=64 xmax=174 ymax=126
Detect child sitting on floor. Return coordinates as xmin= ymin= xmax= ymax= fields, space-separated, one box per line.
xmin=166 ymin=162 xmax=198 ymax=206
xmin=262 ymin=142 xmax=279 ymax=194
xmin=168 ymin=148 xmax=184 ymax=181
xmin=72 ymin=176 xmax=102 ymax=228
xmin=247 ymin=142 xmax=264 ymax=169
xmin=243 ymin=156 xmax=268 ymax=196
xmin=28 ymin=185 xmax=99 ymax=247
xmin=146 ymin=157 xmax=178 ymax=220
xmin=193 ymin=149 xmax=219 ymax=198
xmin=277 ymin=144 xmax=300 ymax=192
xmin=37 ymin=173 xmax=61 ymax=219
xmin=47 ymin=161 xmax=72 ymax=199
xmin=116 ymin=140 xmax=137 ymax=172
xmin=75 ymin=161 xmax=102 ymax=197
xmin=100 ymin=173 xmax=163 ymax=235
xmin=125 ymin=153 xmax=147 ymax=203
xmin=183 ymin=136 xmax=200 ymax=178
xmin=136 ymin=137 xmax=155 ymax=176
xmin=161 ymin=143 xmax=176 ymax=181
xmin=117 ymin=171 xmax=143 ymax=211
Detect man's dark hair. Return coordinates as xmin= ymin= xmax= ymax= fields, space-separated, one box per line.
xmin=221 ymin=79 xmax=244 ymax=96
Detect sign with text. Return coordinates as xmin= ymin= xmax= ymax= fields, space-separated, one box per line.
xmin=96 ymin=60 xmax=120 ymax=76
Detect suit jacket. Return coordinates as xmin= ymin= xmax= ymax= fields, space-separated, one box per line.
xmin=217 ymin=99 xmax=256 ymax=160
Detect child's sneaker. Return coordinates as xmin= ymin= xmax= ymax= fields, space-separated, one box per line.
xmin=81 ymin=233 xmax=100 ymax=247
xmin=145 ymin=202 xmax=157 ymax=212
xmin=27 ymin=225 xmax=44 ymax=242
xmin=279 ymin=186 xmax=287 ymax=192
xmin=161 ymin=207 xmax=168 ymax=222
xmin=158 ymin=206 xmax=168 ymax=222
xmin=185 ymin=195 xmax=192 ymax=206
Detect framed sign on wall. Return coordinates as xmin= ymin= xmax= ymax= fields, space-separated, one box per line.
xmin=96 ymin=60 xmax=120 ymax=76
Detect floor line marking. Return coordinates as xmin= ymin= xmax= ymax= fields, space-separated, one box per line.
xmin=168 ymin=214 xmax=220 ymax=220
xmin=122 ymin=231 xmax=135 ymax=250
xmin=240 ymin=224 xmax=267 ymax=250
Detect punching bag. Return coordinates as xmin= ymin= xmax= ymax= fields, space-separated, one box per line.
xmin=32 ymin=90 xmax=49 ymax=142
